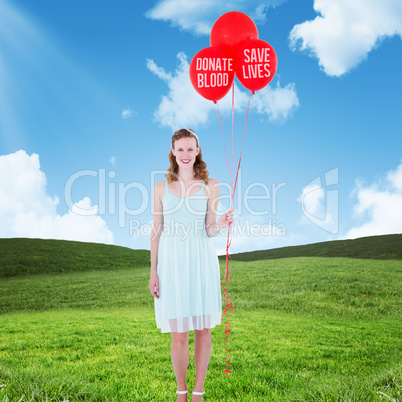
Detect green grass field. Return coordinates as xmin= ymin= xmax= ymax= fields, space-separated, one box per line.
xmin=0 ymin=236 xmax=401 ymax=401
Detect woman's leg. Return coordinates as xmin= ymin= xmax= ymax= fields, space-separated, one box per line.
xmin=193 ymin=328 xmax=212 ymax=399
xmin=171 ymin=331 xmax=190 ymax=400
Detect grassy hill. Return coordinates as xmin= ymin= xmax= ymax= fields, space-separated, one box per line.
xmin=0 ymin=235 xmax=401 ymax=401
xmin=220 ymin=233 xmax=402 ymax=262
xmin=0 ymin=238 xmax=150 ymax=277
xmin=1 ymin=234 xmax=401 ymax=277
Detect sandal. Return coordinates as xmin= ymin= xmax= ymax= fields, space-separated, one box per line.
xmin=177 ymin=388 xmax=188 ymax=395
xmin=192 ymin=391 xmax=205 ymax=396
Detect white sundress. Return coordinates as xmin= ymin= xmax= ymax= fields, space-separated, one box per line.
xmin=154 ymin=179 xmax=222 ymax=333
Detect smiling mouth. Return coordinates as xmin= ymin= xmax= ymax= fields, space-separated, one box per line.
xmin=181 ymin=159 xmax=191 ymax=164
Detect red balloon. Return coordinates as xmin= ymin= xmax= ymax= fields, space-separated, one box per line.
xmin=210 ymin=11 xmax=258 ymax=58
xmin=189 ymin=46 xmax=234 ymax=102
xmin=235 ymin=39 xmax=277 ymax=92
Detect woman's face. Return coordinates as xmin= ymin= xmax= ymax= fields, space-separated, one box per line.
xmin=172 ymin=137 xmax=199 ymax=170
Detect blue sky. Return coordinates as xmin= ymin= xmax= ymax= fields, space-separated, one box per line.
xmin=1 ymin=0 xmax=401 ymax=254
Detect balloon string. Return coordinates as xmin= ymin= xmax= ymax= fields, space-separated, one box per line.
xmin=233 ymin=91 xmax=253 ymax=196
xmin=220 ymin=89 xmax=253 ymax=377
xmin=221 ymin=81 xmax=235 ymax=377
xmin=216 ymin=102 xmax=230 ymax=177
xmin=222 ymin=218 xmax=234 ymax=377
xmin=231 ymin=81 xmax=234 ymax=205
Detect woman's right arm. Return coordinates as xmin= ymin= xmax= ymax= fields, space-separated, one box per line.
xmin=149 ymin=181 xmax=164 ymax=298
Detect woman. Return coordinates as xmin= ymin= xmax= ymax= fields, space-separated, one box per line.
xmin=149 ymin=128 xmax=234 ymax=402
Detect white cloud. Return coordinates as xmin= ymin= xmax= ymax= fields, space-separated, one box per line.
xmin=346 ymin=162 xmax=402 ymax=239
xmin=147 ymin=59 xmax=172 ymax=81
xmin=387 ymin=163 xmax=402 ymax=191
xmin=0 ymin=150 xmax=114 ymax=244
xmin=289 ymin=0 xmax=402 ymax=76
xmin=253 ymin=81 xmax=299 ymax=121
xmin=146 ymin=0 xmax=287 ymax=36
xmin=147 ymin=52 xmax=299 ymax=130
xmin=122 ymin=106 xmax=134 ymax=119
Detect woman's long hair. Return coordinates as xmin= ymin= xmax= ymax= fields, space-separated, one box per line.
xmin=165 ymin=129 xmax=209 ymax=185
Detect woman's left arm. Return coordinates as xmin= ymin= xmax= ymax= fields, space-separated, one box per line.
xmin=205 ymin=178 xmax=234 ymax=237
